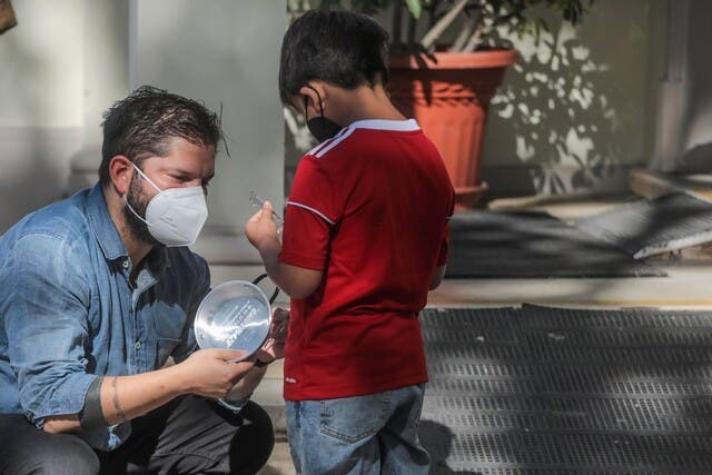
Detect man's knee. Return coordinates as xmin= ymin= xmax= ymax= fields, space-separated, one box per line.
xmin=228 ymin=402 xmax=275 ymax=474
xmin=2 ymin=431 xmax=99 ymax=475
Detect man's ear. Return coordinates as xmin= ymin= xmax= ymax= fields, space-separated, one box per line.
xmin=108 ymin=155 xmax=134 ymax=197
xmin=299 ymin=81 xmax=328 ymax=117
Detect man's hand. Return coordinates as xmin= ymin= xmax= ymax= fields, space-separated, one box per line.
xmin=177 ymin=349 xmax=254 ymax=398
xmin=245 ymin=201 xmax=280 ymax=250
xmin=255 ymin=307 xmax=289 ymax=363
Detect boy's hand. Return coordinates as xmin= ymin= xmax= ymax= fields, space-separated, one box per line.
xmin=255 ymin=307 xmax=289 ymax=363
xmin=245 ymin=201 xmax=280 ymax=250
xmin=270 ymin=307 xmax=289 ymax=343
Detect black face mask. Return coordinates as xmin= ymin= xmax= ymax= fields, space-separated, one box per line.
xmin=304 ymin=91 xmax=342 ymax=143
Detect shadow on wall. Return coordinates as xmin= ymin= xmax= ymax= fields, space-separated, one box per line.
xmin=485 ymin=19 xmax=633 ymax=197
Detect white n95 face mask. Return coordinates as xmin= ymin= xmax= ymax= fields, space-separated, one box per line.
xmin=126 ymin=163 xmax=209 ymax=247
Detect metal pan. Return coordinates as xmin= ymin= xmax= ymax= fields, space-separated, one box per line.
xmin=194 ymin=278 xmax=276 ymax=360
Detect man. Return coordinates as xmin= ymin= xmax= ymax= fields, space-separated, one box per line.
xmin=0 ymin=86 xmax=277 ymax=474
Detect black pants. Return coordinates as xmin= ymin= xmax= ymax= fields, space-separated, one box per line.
xmin=0 ymin=396 xmax=274 ymax=475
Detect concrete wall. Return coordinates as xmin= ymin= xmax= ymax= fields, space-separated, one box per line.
xmin=0 ymin=0 xmax=84 ymax=230
xmin=284 ymin=1 xmax=668 ymax=199
xmin=1 ymin=1 xmax=287 ymax=270
xmin=130 ymin=0 xmax=286 ymax=265
xmin=481 ymin=0 xmax=666 ymax=197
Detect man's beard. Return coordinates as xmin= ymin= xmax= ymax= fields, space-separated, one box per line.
xmin=123 ymin=173 xmax=162 ymax=247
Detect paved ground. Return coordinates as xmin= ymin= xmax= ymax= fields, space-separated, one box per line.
xmin=247 ymin=199 xmax=712 ymax=474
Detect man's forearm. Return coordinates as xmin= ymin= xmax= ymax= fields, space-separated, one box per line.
xmin=100 ymin=364 xmax=188 ymax=425
xmin=44 ymin=364 xmax=188 ymax=433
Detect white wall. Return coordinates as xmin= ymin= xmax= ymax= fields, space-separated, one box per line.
xmin=1 ymin=0 xmax=287 ymax=265
xmin=133 ymin=0 xmax=286 ymax=237
xmin=0 ymin=0 xmax=84 ymax=230
xmin=0 ymin=0 xmax=83 ymax=128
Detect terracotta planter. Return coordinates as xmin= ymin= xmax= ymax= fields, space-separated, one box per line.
xmin=388 ymin=49 xmax=517 ymax=208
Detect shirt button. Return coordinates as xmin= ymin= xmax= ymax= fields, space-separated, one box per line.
xmin=122 ymin=260 xmax=129 ymax=270
xmin=135 ymin=341 xmax=141 ymax=350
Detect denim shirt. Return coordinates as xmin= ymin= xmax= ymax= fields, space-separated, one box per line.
xmin=0 ymin=184 xmax=212 ymax=450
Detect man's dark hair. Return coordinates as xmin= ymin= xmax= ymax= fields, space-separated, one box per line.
xmin=278 ymin=10 xmax=389 ymax=105
xmin=99 ymin=86 xmax=223 ymax=186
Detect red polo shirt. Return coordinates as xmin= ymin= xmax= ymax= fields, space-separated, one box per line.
xmin=279 ymin=119 xmax=453 ymax=401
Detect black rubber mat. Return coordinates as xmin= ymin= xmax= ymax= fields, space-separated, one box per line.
xmin=577 ymin=193 xmax=712 ymax=259
xmin=445 ymin=211 xmax=665 ymax=278
xmin=419 ymin=306 xmax=712 ymax=474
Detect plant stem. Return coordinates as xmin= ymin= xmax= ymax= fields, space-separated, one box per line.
xmin=428 ymin=0 xmax=441 ymax=28
xmin=420 ymin=0 xmax=469 ymax=51
xmin=407 ymin=11 xmax=417 ymax=48
xmin=462 ymin=22 xmax=484 ymax=52
xmin=451 ymin=8 xmax=480 ymax=52
xmin=392 ymin=0 xmax=403 ymax=49
xmin=463 ymin=0 xmax=488 ymax=52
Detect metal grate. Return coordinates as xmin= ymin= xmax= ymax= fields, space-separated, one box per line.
xmin=419 ymin=307 xmax=712 ymax=474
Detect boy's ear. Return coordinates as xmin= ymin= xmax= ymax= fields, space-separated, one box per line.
xmin=299 ymin=82 xmax=328 ymax=116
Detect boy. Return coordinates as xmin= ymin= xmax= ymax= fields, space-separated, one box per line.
xmin=246 ymin=10 xmax=453 ymax=475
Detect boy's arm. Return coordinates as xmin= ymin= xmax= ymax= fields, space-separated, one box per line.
xmin=246 ymin=201 xmax=323 ymax=299
xmin=255 ymin=236 xmax=323 ymax=299
xmin=430 ymin=265 xmax=447 ymax=290
xmin=430 ymin=220 xmax=450 ymax=290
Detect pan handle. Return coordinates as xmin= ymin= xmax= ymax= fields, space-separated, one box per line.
xmin=252 ymin=273 xmax=280 ymax=304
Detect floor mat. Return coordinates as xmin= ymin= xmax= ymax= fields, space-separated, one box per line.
xmin=419 ymin=306 xmax=712 ymax=474
xmin=576 ymin=193 xmax=712 ymax=259
xmin=445 ymin=211 xmax=665 ymax=278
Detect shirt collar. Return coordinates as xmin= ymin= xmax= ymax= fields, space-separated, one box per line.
xmin=85 ymin=184 xmax=172 ymax=273
xmin=348 ymin=118 xmax=420 ymax=132
xmin=86 ymin=183 xmax=129 ymax=262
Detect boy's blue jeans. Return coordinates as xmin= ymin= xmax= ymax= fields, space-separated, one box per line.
xmin=286 ymin=384 xmax=430 ymax=474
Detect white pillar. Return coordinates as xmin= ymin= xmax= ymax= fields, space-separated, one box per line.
xmin=651 ymin=0 xmax=690 ymax=172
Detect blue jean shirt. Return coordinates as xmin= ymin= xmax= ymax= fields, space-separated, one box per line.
xmin=0 ymin=184 xmax=212 ymax=450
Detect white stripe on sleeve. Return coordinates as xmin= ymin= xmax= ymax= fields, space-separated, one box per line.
xmin=286 ymin=201 xmax=336 ymax=225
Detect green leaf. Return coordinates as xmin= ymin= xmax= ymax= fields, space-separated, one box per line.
xmin=405 ymin=0 xmax=422 ymax=19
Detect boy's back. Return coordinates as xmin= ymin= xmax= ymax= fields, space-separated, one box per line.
xmin=244 ymin=9 xmax=452 ymax=473
xmin=280 ymin=118 xmax=453 ymax=400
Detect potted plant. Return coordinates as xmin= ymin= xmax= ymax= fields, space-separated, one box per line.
xmin=289 ymin=0 xmax=592 ymax=208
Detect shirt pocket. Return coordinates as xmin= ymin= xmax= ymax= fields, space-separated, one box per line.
xmin=152 ymin=307 xmax=187 ymax=367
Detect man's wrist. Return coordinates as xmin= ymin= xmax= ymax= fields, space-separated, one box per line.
xmin=165 ymin=363 xmax=191 ymax=396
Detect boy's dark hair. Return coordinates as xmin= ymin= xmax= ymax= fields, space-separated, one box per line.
xmin=99 ymin=85 xmax=223 ymax=186
xmin=279 ymin=10 xmax=389 ymax=105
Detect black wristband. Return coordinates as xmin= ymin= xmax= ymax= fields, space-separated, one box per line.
xmin=79 ymin=377 xmax=106 ymax=430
